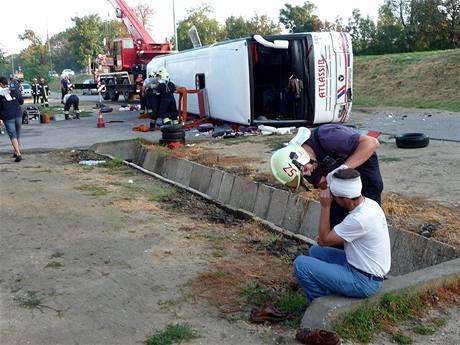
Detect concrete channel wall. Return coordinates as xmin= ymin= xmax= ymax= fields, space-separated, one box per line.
xmin=92 ymin=140 xmax=459 ymax=276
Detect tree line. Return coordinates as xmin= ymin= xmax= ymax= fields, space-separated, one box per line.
xmin=0 ymin=0 xmax=458 ymax=81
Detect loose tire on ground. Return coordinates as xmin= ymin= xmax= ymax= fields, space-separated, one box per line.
xmin=160 ymin=124 xmax=184 ymax=133
xmin=159 ymin=138 xmax=185 ymax=145
xmin=395 ymin=133 xmax=430 ymax=149
xmin=161 ymin=131 xmax=186 ymax=140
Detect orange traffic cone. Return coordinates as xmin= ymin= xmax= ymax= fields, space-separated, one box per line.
xmin=97 ymin=110 xmax=105 ymax=128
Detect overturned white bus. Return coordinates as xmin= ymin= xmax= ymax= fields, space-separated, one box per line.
xmin=147 ymin=32 xmax=353 ymax=126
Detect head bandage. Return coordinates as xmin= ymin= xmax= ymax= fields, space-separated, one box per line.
xmin=329 ymin=174 xmax=362 ymax=198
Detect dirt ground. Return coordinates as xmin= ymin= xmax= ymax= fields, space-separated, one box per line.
xmin=1 ymin=151 xmax=458 ymax=345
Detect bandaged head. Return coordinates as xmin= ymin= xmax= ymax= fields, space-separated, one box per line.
xmin=329 ymin=169 xmax=362 ymax=198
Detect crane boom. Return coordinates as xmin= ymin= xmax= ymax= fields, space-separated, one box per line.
xmin=107 ymin=0 xmax=155 ymax=46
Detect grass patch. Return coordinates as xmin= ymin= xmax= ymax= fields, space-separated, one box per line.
xmin=392 ymin=333 xmax=412 ymax=344
xmin=264 ymin=136 xmax=291 ymax=151
xmin=379 ymin=156 xmax=402 ymax=163
xmin=50 ymin=252 xmax=64 ymax=259
xmin=77 ymin=111 xmax=93 ymax=117
xmin=144 ymin=323 xmax=198 ymax=345
xmin=16 ymin=291 xmax=42 ymax=309
xmin=412 ymin=324 xmax=436 ymax=335
xmin=210 ymin=249 xmax=226 ymax=257
xmin=334 ymin=292 xmax=423 ymax=343
xmin=45 ymin=261 xmax=64 ymax=269
xmin=240 ymin=280 xmax=307 ymax=319
xmin=241 ymin=280 xmax=272 ymax=306
xmin=262 ymin=233 xmax=282 ymax=247
xmin=147 ymin=187 xmax=174 ymax=202
xmin=100 ymin=158 xmax=125 ymax=171
xmin=355 ymin=49 xmax=460 ymax=112
xmin=204 ymin=233 xmax=226 ymax=242
xmin=75 ymin=183 xmax=109 ymax=196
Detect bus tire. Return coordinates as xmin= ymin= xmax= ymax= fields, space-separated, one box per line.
xmin=395 ymin=133 xmax=429 ymax=149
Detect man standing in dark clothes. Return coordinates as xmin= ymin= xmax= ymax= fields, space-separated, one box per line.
xmin=60 ymin=76 xmax=71 ymax=104
xmin=38 ymin=78 xmax=50 ymax=107
xmin=31 ymin=78 xmax=39 ymax=104
xmin=0 ymin=76 xmax=24 ymax=161
xmin=156 ymin=67 xmax=178 ymax=125
xmin=271 ymin=125 xmax=383 ymax=227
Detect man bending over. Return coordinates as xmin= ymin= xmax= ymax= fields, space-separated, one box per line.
xmin=294 ymin=168 xmax=391 ymax=303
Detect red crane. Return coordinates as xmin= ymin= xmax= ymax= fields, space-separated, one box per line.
xmin=96 ymin=0 xmax=172 ymax=101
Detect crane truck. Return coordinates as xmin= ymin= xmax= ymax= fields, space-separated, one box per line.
xmin=87 ymin=0 xmax=172 ymax=101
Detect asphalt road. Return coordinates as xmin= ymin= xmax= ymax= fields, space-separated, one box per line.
xmin=1 ymin=93 xmax=459 ymax=155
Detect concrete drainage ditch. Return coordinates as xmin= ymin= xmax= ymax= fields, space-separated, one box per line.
xmin=91 ymin=139 xmax=460 ymax=329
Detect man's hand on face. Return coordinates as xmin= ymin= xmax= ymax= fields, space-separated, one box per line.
xmin=319 ymin=188 xmax=333 ymax=208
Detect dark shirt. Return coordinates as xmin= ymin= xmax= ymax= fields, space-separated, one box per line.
xmin=0 ymin=89 xmax=24 ymax=121
xmin=304 ymin=124 xmax=360 ymax=185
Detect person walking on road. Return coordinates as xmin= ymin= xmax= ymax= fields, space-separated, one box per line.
xmin=0 ymin=76 xmax=24 ymax=162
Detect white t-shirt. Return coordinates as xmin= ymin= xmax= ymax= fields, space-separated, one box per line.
xmin=334 ymin=198 xmax=391 ymax=277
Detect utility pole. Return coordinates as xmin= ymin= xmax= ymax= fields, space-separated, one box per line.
xmin=11 ymin=55 xmax=14 ymax=78
xmin=173 ymin=0 xmax=178 ymax=51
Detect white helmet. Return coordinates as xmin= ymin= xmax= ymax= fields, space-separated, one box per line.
xmin=270 ymin=143 xmax=310 ymax=190
xmin=156 ymin=66 xmax=169 ymax=80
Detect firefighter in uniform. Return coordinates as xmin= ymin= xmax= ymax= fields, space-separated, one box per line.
xmin=38 ymin=78 xmax=50 ymax=107
xmin=31 ymin=78 xmax=39 ymax=104
xmin=156 ymin=67 xmax=178 ymax=125
xmin=143 ymin=72 xmax=160 ymax=130
xmin=135 ymin=74 xmax=146 ymax=115
xmin=63 ymin=91 xmax=80 ymax=120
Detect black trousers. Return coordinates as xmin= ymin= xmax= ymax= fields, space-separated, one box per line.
xmin=330 ymin=153 xmax=384 ymax=228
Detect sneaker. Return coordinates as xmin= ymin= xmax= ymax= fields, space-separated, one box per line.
xmin=14 ymin=155 xmax=22 ymax=162
xmin=172 ymin=120 xmax=179 ymax=125
xmin=12 ymin=153 xmax=18 ymax=158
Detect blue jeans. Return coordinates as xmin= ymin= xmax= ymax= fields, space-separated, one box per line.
xmin=293 ymin=245 xmax=383 ymax=303
xmin=4 ymin=117 xmax=22 ymax=140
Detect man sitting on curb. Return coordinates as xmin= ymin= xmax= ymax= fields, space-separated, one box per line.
xmin=294 ymin=168 xmax=391 ymax=303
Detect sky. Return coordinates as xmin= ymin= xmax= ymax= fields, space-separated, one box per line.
xmin=1 ymin=0 xmax=384 ymax=55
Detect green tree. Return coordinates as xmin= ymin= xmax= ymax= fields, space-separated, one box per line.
xmin=440 ymin=0 xmax=460 ymax=48
xmin=224 ymin=14 xmax=281 ymax=40
xmin=346 ymin=9 xmax=377 ymax=54
xmin=246 ymin=14 xmax=281 ymax=35
xmin=68 ymin=15 xmax=105 ymax=69
xmin=225 ymin=16 xmax=250 ymax=39
xmin=279 ymin=1 xmax=322 ymax=33
xmin=373 ymin=2 xmax=406 ymax=54
xmin=19 ymin=30 xmax=49 ymax=80
xmin=176 ymin=5 xmax=225 ymax=50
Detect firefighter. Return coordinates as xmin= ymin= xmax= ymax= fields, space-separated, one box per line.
xmin=156 ymin=67 xmax=178 ymax=125
xmin=135 ymin=74 xmax=146 ymax=115
xmin=38 ymin=78 xmax=50 ymax=107
xmin=143 ymin=71 xmax=160 ymax=130
xmin=31 ymin=78 xmax=39 ymax=104
xmin=63 ymin=90 xmax=80 ymax=120
xmin=60 ymin=76 xmax=71 ymax=104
